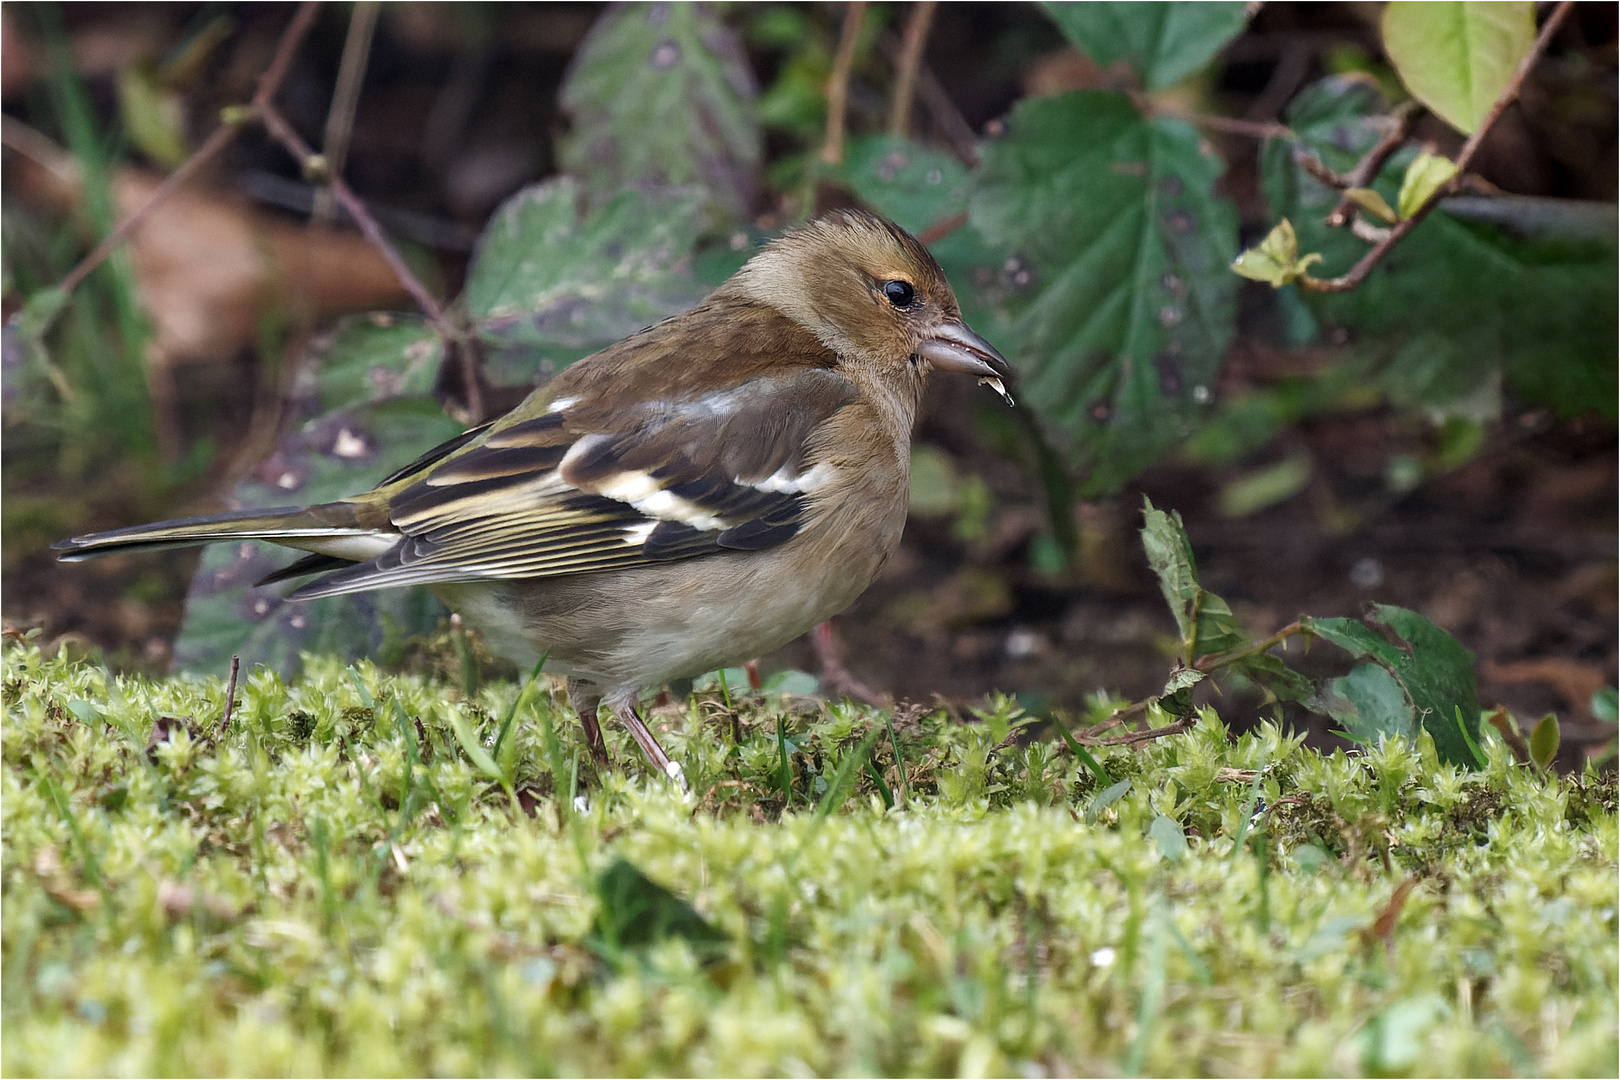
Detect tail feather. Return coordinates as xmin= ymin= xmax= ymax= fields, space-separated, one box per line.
xmin=53 ymin=503 xmax=389 ymax=562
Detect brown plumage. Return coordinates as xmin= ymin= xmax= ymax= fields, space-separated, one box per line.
xmin=56 ymin=209 xmax=1012 ymax=784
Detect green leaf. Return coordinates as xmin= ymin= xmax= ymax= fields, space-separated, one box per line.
xmin=1396 ymin=152 xmax=1460 ymax=220
xmin=1150 ymin=814 xmax=1188 ymax=861
xmin=466 ymin=178 xmax=708 ymax=387
xmin=1345 ymin=186 xmax=1398 ymax=225
xmin=1086 ymin=778 xmax=1133 ymax=823
xmin=117 ymin=64 xmax=189 ymax=168
xmin=972 ymin=92 xmax=1239 ymax=492
xmin=1593 ymin=686 xmax=1618 ymax=723
xmin=1216 ymin=454 xmax=1311 ymax=517
xmin=173 ymin=323 xmax=465 ymax=678
xmin=1264 ymin=76 xmax=1616 ymax=421
xmin=1040 ymin=2 xmax=1249 ymax=90
xmin=1231 ymin=219 xmax=1324 ymax=288
xmin=825 ymin=135 xmax=970 ymax=236
xmin=1381 ymin=2 xmax=1535 ymax=134
xmin=1232 ymin=652 xmax=1315 ymax=704
xmin=1304 ymin=605 xmax=1483 ymax=767
xmin=558 ymin=2 xmax=761 ymax=227
xmin=1139 ymin=499 xmax=1247 ymax=661
xmin=593 ymin=858 xmax=728 ymax=960
xmin=1316 ymin=663 xmax=1418 ymax=745
xmin=1528 ymin=713 xmax=1560 ymax=771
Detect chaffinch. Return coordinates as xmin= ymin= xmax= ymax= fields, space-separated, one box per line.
xmin=57 ymin=209 xmax=1013 ymax=783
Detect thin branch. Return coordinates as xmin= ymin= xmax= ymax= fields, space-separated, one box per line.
xmin=1298 ymin=1 xmax=1575 ymax=294
xmin=1194 ymin=621 xmax=1309 ymax=674
xmin=1325 ymin=101 xmax=1421 ymax=228
xmin=1071 ymin=715 xmax=1199 ymax=748
xmin=887 ymin=1 xmax=936 ymax=137
xmin=258 ymin=100 xmax=485 ymax=423
xmin=820 ymin=1 xmax=867 ymax=166
xmin=878 ymin=31 xmax=979 ymax=166
xmin=217 ymin=655 xmax=241 ymax=735
xmin=52 ymin=2 xmax=322 ymax=298
xmin=312 ymin=0 xmax=381 ymax=225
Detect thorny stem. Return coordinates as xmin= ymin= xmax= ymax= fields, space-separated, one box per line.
xmin=52 ymin=2 xmax=322 ymax=298
xmin=887 ymin=1 xmax=937 ymax=137
xmin=820 ymin=1 xmax=867 ymax=166
xmin=1297 ymin=0 xmax=1575 ymax=294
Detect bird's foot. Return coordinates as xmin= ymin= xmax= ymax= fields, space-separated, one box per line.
xmin=608 ymin=697 xmax=689 ymax=793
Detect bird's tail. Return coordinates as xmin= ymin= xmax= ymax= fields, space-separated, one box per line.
xmin=52 ymin=503 xmax=387 ymax=564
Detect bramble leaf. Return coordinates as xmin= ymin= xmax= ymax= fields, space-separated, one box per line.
xmin=1040 ymin=2 xmax=1249 ymax=90
xmin=558 ymin=2 xmax=760 ymax=227
xmin=973 ymin=93 xmax=1238 ymax=492
xmin=467 ymin=178 xmax=708 ymax=387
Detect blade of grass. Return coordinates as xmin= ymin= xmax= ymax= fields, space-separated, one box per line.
xmin=883 ymin=710 xmax=910 ymax=808
xmin=492 ymin=655 xmax=548 ymax=759
xmin=1054 ymin=715 xmax=1112 ymax=786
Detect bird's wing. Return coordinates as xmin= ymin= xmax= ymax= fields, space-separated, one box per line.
xmin=287 ymin=366 xmax=858 ymax=599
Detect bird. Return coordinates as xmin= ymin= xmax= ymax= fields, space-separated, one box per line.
xmin=55 ymin=209 xmax=1013 ymax=785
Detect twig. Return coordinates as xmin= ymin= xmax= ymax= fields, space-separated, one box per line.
xmin=218 ymin=654 xmax=241 ymax=734
xmin=52 ymin=2 xmax=322 ymax=298
xmin=887 ymin=1 xmax=936 ymax=137
xmin=1324 ymin=101 xmax=1421 ymax=228
xmin=878 ymin=31 xmax=979 ymax=166
xmin=312 ymin=0 xmax=381 ymax=226
xmin=1077 ymin=715 xmax=1198 ymax=748
xmin=1298 ymin=1 xmax=1575 ymax=294
xmin=820 ymin=1 xmax=867 ymax=166
xmin=1193 ymin=621 xmax=1309 ymax=673
xmin=257 ymin=102 xmax=483 ymax=421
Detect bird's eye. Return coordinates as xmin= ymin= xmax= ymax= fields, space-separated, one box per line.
xmin=882 ymin=280 xmax=917 ymax=309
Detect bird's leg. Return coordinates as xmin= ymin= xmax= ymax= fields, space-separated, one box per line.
xmin=605 ymin=691 xmax=688 ymax=792
xmin=567 ymin=679 xmax=610 ymax=769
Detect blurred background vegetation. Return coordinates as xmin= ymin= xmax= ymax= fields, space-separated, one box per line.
xmin=2 ymin=1 xmax=1614 ymax=765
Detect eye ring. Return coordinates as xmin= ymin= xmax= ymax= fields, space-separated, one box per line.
xmin=881 ymin=279 xmax=917 ymax=309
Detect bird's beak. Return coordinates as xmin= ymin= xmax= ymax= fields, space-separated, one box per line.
xmin=915 ymin=320 xmax=1014 ymax=404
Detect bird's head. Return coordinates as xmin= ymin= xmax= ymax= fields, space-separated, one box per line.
xmin=733 ymin=209 xmax=1013 ymax=405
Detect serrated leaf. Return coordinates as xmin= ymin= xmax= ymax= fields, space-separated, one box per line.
xmin=1139 ymin=499 xmax=1247 ymax=662
xmin=1382 ymin=2 xmax=1535 ymax=135
xmin=466 ymin=178 xmax=708 ymax=387
xmin=173 ymin=324 xmax=466 ymax=678
xmin=1231 ymin=219 xmax=1325 ymax=288
xmin=1264 ymin=76 xmax=1616 ymax=421
xmin=558 ymin=2 xmax=760 ymax=227
xmin=972 ymin=93 xmax=1239 ymax=492
xmin=1040 ymin=2 xmax=1249 ymax=91
xmin=1396 ymin=152 xmax=1460 ymax=220
xmin=826 ymin=135 xmax=970 ymax=236
xmin=1303 ymin=604 xmax=1482 ymax=767
xmin=1528 ymin=712 xmax=1560 ymax=770
xmin=1346 ymin=186 xmax=1398 ymax=225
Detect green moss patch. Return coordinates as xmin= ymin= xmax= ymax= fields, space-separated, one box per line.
xmin=3 ymin=643 xmax=1614 ymax=1076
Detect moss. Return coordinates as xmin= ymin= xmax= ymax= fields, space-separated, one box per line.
xmin=2 ymin=641 xmax=1615 ymax=1076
